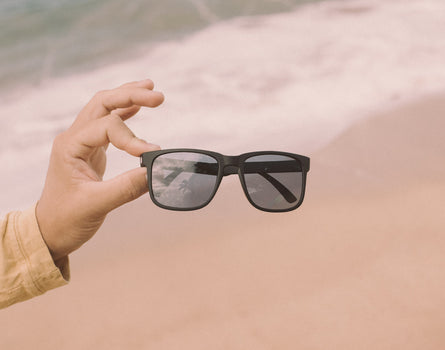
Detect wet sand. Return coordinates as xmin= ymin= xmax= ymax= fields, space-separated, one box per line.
xmin=1 ymin=94 xmax=445 ymax=349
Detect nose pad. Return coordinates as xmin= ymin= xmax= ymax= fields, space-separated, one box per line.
xmin=223 ymin=165 xmax=239 ymax=176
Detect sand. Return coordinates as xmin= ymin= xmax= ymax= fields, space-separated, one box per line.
xmin=1 ymin=94 xmax=445 ymax=349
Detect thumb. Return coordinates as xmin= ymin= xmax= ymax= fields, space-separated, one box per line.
xmin=91 ymin=167 xmax=149 ymax=213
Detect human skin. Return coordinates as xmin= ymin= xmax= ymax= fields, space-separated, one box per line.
xmin=36 ymin=79 xmax=164 ymax=264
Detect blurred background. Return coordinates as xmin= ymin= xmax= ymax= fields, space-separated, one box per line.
xmin=1 ymin=0 xmax=445 ymax=348
xmin=1 ymin=0 xmax=444 ymax=214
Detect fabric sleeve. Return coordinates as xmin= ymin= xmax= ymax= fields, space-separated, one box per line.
xmin=0 ymin=204 xmax=70 ymax=309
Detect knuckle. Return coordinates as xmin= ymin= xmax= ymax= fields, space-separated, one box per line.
xmin=50 ymin=131 xmax=77 ymax=162
xmin=107 ymin=112 xmax=126 ymax=130
xmin=52 ymin=131 xmax=68 ymax=148
xmin=92 ymin=89 xmax=110 ymax=105
xmin=109 ymin=111 xmax=122 ymax=121
xmin=118 ymin=135 xmax=137 ymax=155
xmin=94 ymin=89 xmax=109 ymax=99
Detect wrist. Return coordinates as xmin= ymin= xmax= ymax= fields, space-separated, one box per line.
xmin=35 ymin=201 xmax=64 ymax=261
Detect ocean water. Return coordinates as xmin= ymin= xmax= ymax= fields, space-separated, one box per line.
xmin=1 ymin=0 xmax=445 ymax=213
xmin=0 ymin=0 xmax=315 ymax=92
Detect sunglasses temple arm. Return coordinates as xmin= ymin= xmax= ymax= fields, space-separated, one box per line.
xmin=257 ymin=171 xmax=297 ymax=203
xmin=161 ymin=168 xmax=183 ymax=185
xmin=221 ymin=166 xmax=296 ymax=203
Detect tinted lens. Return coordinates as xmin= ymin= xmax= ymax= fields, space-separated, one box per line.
xmin=151 ymin=152 xmax=219 ymax=209
xmin=242 ymin=154 xmax=303 ymax=211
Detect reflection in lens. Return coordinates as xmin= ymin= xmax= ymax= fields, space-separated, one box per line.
xmin=243 ymin=155 xmax=303 ymax=210
xmin=151 ymin=152 xmax=218 ymax=209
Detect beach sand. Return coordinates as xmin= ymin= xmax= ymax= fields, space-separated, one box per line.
xmin=1 ymin=94 xmax=445 ymax=349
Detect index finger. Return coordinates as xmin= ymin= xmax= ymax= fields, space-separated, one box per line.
xmin=77 ymin=85 xmax=164 ymax=123
xmin=71 ymin=113 xmax=160 ymax=159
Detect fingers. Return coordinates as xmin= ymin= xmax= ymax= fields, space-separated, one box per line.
xmin=73 ymin=113 xmax=160 ymax=158
xmin=100 ymin=88 xmax=164 ymax=113
xmin=77 ymin=79 xmax=164 ymax=123
xmin=88 ymin=167 xmax=149 ymax=213
xmin=113 ymin=105 xmax=141 ymax=121
xmin=119 ymin=79 xmax=154 ymax=90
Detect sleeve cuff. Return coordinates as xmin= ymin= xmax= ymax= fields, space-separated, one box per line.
xmin=14 ymin=204 xmax=70 ymax=296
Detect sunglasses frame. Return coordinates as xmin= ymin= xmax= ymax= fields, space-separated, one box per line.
xmin=140 ymin=149 xmax=310 ymax=212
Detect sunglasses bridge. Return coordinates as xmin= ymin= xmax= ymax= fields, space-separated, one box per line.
xmin=221 ymin=155 xmax=241 ymax=176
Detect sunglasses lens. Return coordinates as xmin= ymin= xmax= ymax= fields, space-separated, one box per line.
xmin=151 ymin=152 xmax=219 ymax=209
xmin=242 ymin=154 xmax=303 ymax=211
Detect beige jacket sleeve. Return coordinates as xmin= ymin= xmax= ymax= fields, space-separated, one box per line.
xmin=0 ymin=204 xmax=69 ymax=309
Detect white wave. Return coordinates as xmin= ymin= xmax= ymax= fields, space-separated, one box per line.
xmin=1 ymin=0 xmax=445 ymax=213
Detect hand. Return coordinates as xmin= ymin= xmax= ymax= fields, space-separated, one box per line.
xmin=36 ymin=79 xmax=164 ymax=262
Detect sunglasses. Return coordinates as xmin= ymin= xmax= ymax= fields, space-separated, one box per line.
xmin=140 ymin=149 xmax=310 ymax=212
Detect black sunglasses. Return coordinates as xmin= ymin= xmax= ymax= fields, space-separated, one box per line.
xmin=140 ymin=149 xmax=310 ymax=212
